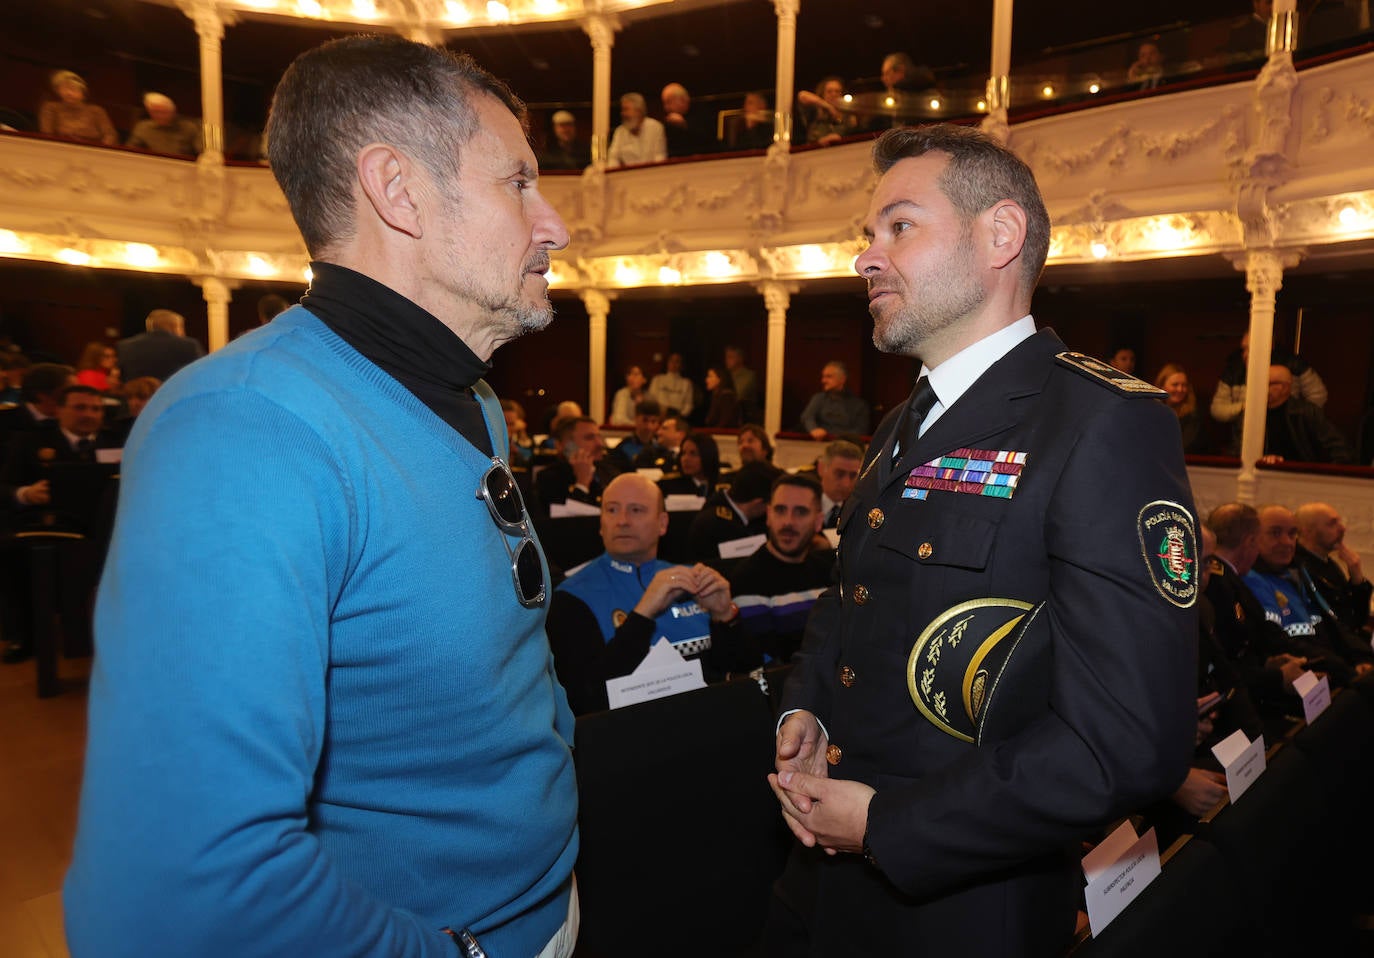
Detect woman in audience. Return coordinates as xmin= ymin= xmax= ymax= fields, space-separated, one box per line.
xmin=702 ymin=366 xmax=740 ymax=428
xmin=798 ymin=76 xmax=857 ymax=146
xmin=106 ymin=375 xmax=161 ymax=443
xmin=658 ymin=432 xmax=720 ymax=498
xmin=1155 ymin=362 xmax=1209 ymax=454
xmin=500 ymin=398 xmax=533 ymax=467
xmin=38 ymin=70 xmax=118 ymax=146
xmin=609 ymin=364 xmax=647 ymax=426
xmin=75 ymin=341 xmax=119 ymax=392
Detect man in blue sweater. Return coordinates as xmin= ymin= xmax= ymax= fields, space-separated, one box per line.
xmin=65 ymin=36 xmax=579 ymax=958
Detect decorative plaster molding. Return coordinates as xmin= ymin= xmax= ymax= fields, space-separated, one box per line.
xmin=1020 ymin=108 xmax=1244 ymax=181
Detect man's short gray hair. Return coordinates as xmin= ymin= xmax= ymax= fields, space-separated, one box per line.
xmin=620 ymin=92 xmax=647 ymax=113
xmin=146 ymin=309 xmax=185 ymax=334
xmin=143 ymin=92 xmax=175 ymax=112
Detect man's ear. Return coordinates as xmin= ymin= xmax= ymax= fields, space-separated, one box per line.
xmin=356 ymin=143 xmax=423 ymax=239
xmin=985 ymin=200 xmax=1028 ymax=272
xmin=657 ymin=510 xmax=670 ymax=537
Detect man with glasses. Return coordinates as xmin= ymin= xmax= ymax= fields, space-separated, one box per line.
xmin=66 ymin=36 xmax=580 ymax=958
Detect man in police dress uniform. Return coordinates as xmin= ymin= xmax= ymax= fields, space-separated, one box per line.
xmin=767 ymin=124 xmax=1198 ymax=956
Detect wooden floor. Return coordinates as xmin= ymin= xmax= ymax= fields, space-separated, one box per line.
xmin=0 ymin=658 xmax=89 ymax=958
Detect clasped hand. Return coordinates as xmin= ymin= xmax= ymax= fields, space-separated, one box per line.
xmin=768 ymin=711 xmax=874 ymax=857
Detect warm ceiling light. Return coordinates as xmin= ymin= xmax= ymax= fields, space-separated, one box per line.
xmin=1337 ymin=204 xmax=1359 ymax=226
xmin=928 ymin=98 xmax=941 ymax=110
xmin=297 ymin=0 xmax=323 ymax=16
xmin=614 ymin=262 xmax=641 ymax=285
xmin=883 ymin=96 xmax=896 ymax=108
xmin=0 ymin=229 xmax=28 ymax=255
xmin=351 ymin=0 xmax=378 ymax=16
xmin=797 ymin=245 xmax=830 ymax=273
xmin=303 ymin=266 xmax=314 ymax=283
xmin=246 ymin=255 xmax=276 ymax=277
xmin=443 ymin=0 xmax=472 ymax=20
xmin=123 ymin=243 xmax=160 ymax=267
xmin=975 ymin=99 xmax=987 ymax=112
xmin=658 ymin=266 xmax=681 ymax=284
xmin=1090 ymin=241 xmax=1109 ymax=260
xmin=57 ymin=247 xmax=91 ymax=266
xmin=241 ymin=0 xmax=277 ymax=7
xmin=487 ymin=0 xmax=511 ymax=20
xmin=531 ymin=0 xmax=563 ymax=12
xmin=1088 ymin=82 xmax=1101 ymax=94
xmin=702 ymin=251 xmax=733 ymax=276
xmin=842 ymin=94 xmax=853 ymax=104
xmin=1041 ymin=84 xmax=1056 ymax=98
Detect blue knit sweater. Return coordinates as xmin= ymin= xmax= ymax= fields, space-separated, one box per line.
xmin=65 ymin=309 xmax=577 ymax=957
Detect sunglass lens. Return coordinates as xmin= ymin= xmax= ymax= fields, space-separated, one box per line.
xmin=486 ymin=467 xmax=524 ymax=525
xmin=514 ymin=538 xmax=545 ymax=605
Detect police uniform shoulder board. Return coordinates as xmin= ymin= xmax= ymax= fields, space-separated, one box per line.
xmin=1054 ymin=351 xmax=1167 ymax=398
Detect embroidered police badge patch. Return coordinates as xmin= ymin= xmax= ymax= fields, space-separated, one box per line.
xmin=1137 ymin=500 xmax=1198 ymax=608
xmin=906 ymin=597 xmax=1041 ymax=743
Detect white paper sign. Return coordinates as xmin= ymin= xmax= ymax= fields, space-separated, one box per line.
xmin=1292 ymin=670 xmax=1331 ymax=724
xmin=821 ymin=528 xmax=840 ymax=549
xmin=1081 ymin=822 xmax=1162 ymax=935
xmin=95 ymin=448 xmax=123 ymax=464
xmin=605 ymin=637 xmax=706 ymax=710
xmin=549 ymin=499 xmax=602 ymax=517
xmin=664 ymin=494 xmax=706 ymax=513
xmin=717 ymin=533 xmax=766 ymax=559
xmin=1211 ymin=729 xmax=1266 ymax=804
xmin=635 ymin=467 xmax=664 ymax=482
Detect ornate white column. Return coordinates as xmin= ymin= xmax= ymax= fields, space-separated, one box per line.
xmin=582 ymin=15 xmax=620 ymax=167
xmin=581 ymin=289 xmax=615 ymax=423
xmin=195 ymin=275 xmax=240 ymax=352
xmin=178 ymin=0 xmax=234 ymax=167
xmin=981 ymin=0 xmax=1013 ymax=143
xmin=1269 ymin=0 xmax=1298 ymax=56
xmin=756 ymin=280 xmax=798 ymax=438
xmin=1230 ymin=249 xmax=1301 ymax=502
xmin=771 ymin=0 xmax=800 ymax=148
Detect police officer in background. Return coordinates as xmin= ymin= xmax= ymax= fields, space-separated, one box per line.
xmin=767 ymin=124 xmax=1198 ymax=955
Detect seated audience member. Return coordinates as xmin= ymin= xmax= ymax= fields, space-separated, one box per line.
xmin=75 ymin=342 xmax=119 ymax=393
xmin=1228 ymin=365 xmax=1354 ymax=463
xmin=538 ymin=399 xmax=584 ymax=447
xmin=500 ymin=398 xmax=534 ymax=468
xmin=731 ymin=423 xmax=773 ymax=470
xmin=702 ymin=365 xmax=740 ymax=428
xmin=639 ymin=414 xmax=686 ymax=471
xmin=1144 ymin=523 xmax=1263 ymax=847
xmin=1106 ymin=345 xmax=1137 ymax=375
xmin=38 ymin=70 xmax=117 ymax=146
xmin=534 ymin=416 xmax=620 ymax=512
xmin=734 ymin=91 xmax=774 ymax=151
xmin=105 ymin=376 xmax=161 ymax=445
xmin=126 ymin=93 xmax=202 ymax=156
xmin=1127 ymin=40 xmax=1167 ymax=89
xmin=547 ymin=473 xmax=744 ymax=715
xmin=1154 ymin=362 xmax=1208 ymax=454
xmin=609 ymin=364 xmax=648 ymax=426
xmin=609 ymin=400 xmax=662 ymax=468
xmin=657 ymin=432 xmax=720 ymax=498
xmin=0 ymin=353 xmax=28 ymax=404
xmin=799 ymin=360 xmax=870 ymax=439
xmin=1211 ymin=330 xmax=1327 ymax=423
xmin=1295 ymin=501 xmax=1371 ymax=639
xmin=661 ymin=83 xmax=718 ymax=157
xmin=723 ymin=345 xmax=759 ymax=420
xmin=256 ymin=293 xmax=291 ymax=326
xmin=606 ymin=92 xmax=666 ymax=168
xmin=814 ymin=439 xmax=864 ymax=528
xmin=728 ymin=473 xmax=833 ymax=664
xmin=647 ymin=352 xmax=694 ymax=418
xmin=687 ymin=460 xmax=778 ymax=562
xmin=864 ymin=52 xmax=938 ymax=131
xmin=0 ymin=362 xmax=75 ymax=450
xmin=538 ymin=110 xmax=591 ymax=171
xmin=1243 ymin=503 xmax=1371 ymax=683
xmin=3 ymin=384 xmax=121 ymax=515
xmin=798 ymin=76 xmax=858 ymax=146
xmin=1205 ymin=502 xmax=1316 ymax=717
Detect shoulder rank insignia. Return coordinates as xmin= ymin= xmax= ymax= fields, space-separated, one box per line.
xmin=715 ymin=504 xmax=734 ymax=521
xmin=1055 ymin=351 xmax=1167 ymax=397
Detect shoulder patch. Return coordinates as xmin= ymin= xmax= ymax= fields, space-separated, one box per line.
xmin=1137 ymin=500 xmax=1198 ymax=608
xmin=1055 ymin=351 xmax=1167 ymax=397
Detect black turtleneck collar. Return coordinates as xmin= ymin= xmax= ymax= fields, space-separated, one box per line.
xmin=300 ymin=261 xmax=493 ymax=456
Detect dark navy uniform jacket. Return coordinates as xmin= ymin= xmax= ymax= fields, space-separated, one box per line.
xmin=780 ymin=328 xmax=1198 ymax=956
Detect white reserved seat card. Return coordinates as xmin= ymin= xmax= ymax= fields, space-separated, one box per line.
xmin=1210 ymin=728 xmax=1266 ymax=804
xmin=717 ymin=533 xmax=766 ymax=559
xmin=1292 ymin=669 xmax=1331 ymax=724
xmin=664 ymin=494 xmax=706 ymax=513
xmin=1081 ymin=820 xmax=1162 ymax=935
xmin=605 ymin=637 xmax=705 ymax=710
xmin=549 ymin=499 xmax=602 ymax=517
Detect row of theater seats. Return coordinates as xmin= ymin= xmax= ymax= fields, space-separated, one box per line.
xmin=570 ymin=669 xmax=1374 ymax=957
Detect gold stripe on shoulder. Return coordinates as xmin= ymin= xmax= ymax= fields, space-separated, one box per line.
xmin=1054 ymin=351 xmax=1167 ymax=397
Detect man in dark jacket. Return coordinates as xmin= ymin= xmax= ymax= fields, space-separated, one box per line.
xmin=116 ymin=309 xmax=205 ymax=383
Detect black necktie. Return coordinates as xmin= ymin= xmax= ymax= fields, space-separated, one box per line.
xmin=893 ymin=376 xmax=938 ymax=467
xmin=826 ymin=504 xmax=842 ymax=528
xmin=75 ymin=437 xmax=96 ymax=461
